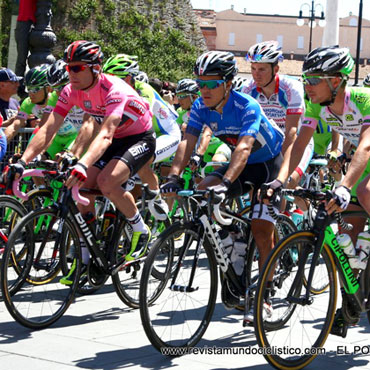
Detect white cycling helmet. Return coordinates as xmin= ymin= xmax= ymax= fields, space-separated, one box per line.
xmin=232 ymin=76 xmax=248 ymax=92
xmin=246 ymin=40 xmax=283 ymax=64
xmin=135 ymin=71 xmax=149 ymax=84
xmin=364 ymin=73 xmax=370 ymax=87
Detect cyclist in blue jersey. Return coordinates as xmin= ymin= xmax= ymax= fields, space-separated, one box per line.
xmin=161 ymin=51 xmax=284 ymax=315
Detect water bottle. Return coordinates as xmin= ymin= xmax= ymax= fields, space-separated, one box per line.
xmin=230 ymin=240 xmax=247 ymax=276
xmin=356 ymin=231 xmax=370 ymax=270
xmin=291 ymin=209 xmax=304 ymax=230
xmin=337 ymin=234 xmax=358 ymax=269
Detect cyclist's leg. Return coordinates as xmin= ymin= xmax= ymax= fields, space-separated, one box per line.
xmin=355 ymin=160 xmax=370 ymax=216
xmin=97 ymin=131 xmax=156 ymax=260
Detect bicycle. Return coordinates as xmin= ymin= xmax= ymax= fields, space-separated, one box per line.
xmin=139 ymin=187 xmax=296 ymax=351
xmin=254 ymin=188 xmax=370 ymax=369
xmin=0 ymin=168 xmax=169 ymax=329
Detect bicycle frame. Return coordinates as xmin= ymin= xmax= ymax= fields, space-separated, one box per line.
xmin=169 ymin=193 xmax=252 ymax=296
xmin=285 ymin=203 xmax=367 ymax=315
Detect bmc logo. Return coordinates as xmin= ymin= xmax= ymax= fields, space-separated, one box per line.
xmin=129 ymin=143 xmax=149 ymax=157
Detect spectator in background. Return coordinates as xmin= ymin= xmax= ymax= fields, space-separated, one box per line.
xmin=15 ymin=0 xmax=37 ymax=99
xmin=0 ymin=68 xmax=21 ymax=127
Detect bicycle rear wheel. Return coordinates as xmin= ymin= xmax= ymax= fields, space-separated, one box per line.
xmin=140 ymin=221 xmax=218 ymax=352
xmin=0 ymin=208 xmax=81 ymax=329
xmin=254 ymin=231 xmax=337 ymax=369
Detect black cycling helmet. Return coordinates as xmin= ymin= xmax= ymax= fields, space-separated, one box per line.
xmin=302 ymin=45 xmax=354 ymax=76
xmin=303 ymin=45 xmax=354 ymax=106
xmin=176 ymin=79 xmax=199 ymax=95
xmin=47 ymin=59 xmax=69 ymax=87
xmin=63 ymin=40 xmax=103 ymax=65
xmin=25 ymin=64 xmax=49 ymax=89
xmin=194 ymin=51 xmax=238 ymax=81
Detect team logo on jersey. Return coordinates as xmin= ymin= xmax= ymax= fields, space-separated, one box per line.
xmin=58 ymin=96 xmax=68 ymax=105
xmin=345 ymin=114 xmax=354 ymax=121
xmin=128 ymin=100 xmax=145 ymax=115
xmin=158 ymin=107 xmax=168 ymax=120
xmin=210 ymin=122 xmax=218 ymax=131
xmin=84 ymin=100 xmax=92 ymax=109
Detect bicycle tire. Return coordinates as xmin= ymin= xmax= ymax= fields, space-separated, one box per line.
xmin=140 ymin=221 xmax=218 ymax=352
xmin=362 ymin=259 xmax=370 ymax=325
xmin=254 ymin=231 xmax=337 ymax=369
xmin=0 ymin=196 xmax=28 ymax=299
xmin=1 ymin=207 xmax=81 ymax=329
xmin=277 ymin=212 xmax=330 ymax=295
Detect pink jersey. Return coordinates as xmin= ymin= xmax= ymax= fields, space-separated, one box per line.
xmin=53 ymin=74 xmax=152 ymax=139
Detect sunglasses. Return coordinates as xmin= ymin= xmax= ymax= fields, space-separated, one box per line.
xmin=65 ymin=64 xmax=89 ymax=73
xmin=195 ymin=79 xmax=225 ymax=89
xmin=176 ymin=94 xmax=191 ymax=100
xmin=302 ymin=75 xmax=335 ymax=86
xmin=27 ymin=87 xmax=43 ymax=93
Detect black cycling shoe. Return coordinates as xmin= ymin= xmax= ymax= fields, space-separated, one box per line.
xmin=221 ymin=279 xmax=240 ymax=310
xmin=330 ymin=308 xmax=348 ymax=338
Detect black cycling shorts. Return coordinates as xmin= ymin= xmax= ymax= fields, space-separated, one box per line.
xmin=210 ymin=153 xmax=283 ymax=199
xmin=94 ymin=129 xmax=156 ymax=176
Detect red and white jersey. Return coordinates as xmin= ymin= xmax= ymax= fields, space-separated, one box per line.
xmin=241 ymin=74 xmax=304 ymax=132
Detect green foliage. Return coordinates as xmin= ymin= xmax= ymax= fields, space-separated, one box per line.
xmin=69 ymin=0 xmax=98 ymax=22
xmin=51 ymin=0 xmax=204 ymax=82
xmin=0 ymin=0 xmax=12 ymax=66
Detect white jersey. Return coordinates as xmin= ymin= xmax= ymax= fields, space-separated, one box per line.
xmin=241 ymin=74 xmax=305 ymax=132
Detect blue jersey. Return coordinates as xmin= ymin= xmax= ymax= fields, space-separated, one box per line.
xmin=186 ymin=90 xmax=284 ymax=164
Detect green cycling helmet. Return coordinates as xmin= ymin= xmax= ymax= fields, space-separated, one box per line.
xmin=102 ymin=54 xmax=139 ymax=78
xmin=25 ymin=64 xmax=50 ymax=89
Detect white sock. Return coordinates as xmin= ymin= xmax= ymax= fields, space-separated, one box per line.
xmin=127 ymin=211 xmax=148 ymax=233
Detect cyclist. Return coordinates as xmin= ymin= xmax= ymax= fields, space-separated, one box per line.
xmin=263 ymin=45 xmax=370 ymax=336
xmin=243 ymin=41 xmax=312 ymax=190
xmin=135 ymin=71 xmax=149 ymax=84
xmin=102 ymin=54 xmax=181 ymax=166
xmin=4 ymin=64 xmax=55 ymax=141
xmin=161 ymin=51 xmax=284 ymax=315
xmin=10 ymin=40 xmax=156 ymax=271
xmin=175 ymin=78 xmax=231 ymax=175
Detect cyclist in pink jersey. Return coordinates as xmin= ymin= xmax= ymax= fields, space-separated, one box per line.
xmin=10 ymin=41 xmax=156 ymax=279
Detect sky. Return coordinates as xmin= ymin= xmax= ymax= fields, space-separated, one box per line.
xmin=190 ymin=0 xmax=370 ymax=20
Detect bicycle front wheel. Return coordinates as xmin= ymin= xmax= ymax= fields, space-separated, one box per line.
xmin=254 ymin=231 xmax=337 ymax=369
xmin=140 ymin=221 xmax=218 ymax=352
xmin=0 ymin=208 xmax=81 ymax=329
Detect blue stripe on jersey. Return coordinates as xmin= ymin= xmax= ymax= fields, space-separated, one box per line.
xmin=186 ymin=90 xmax=283 ymax=164
xmin=277 ymin=88 xmax=288 ymax=109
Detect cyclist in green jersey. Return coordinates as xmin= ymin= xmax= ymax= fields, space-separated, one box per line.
xmin=4 ymin=64 xmax=56 ymax=141
xmin=264 ymin=46 xmax=370 ymax=336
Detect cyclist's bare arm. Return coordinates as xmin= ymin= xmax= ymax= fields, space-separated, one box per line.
xmin=282 ymin=114 xmax=299 ymax=155
xmin=277 ymin=125 xmax=315 ymax=184
xmin=4 ymin=117 xmax=26 ymax=141
xmin=197 ymin=126 xmax=213 ymax=156
xmin=340 ymin=125 xmax=370 ymax=190
xmin=223 ymin=135 xmax=254 ymax=183
xmin=21 ymin=111 xmax=65 ymax=163
xmin=169 ymin=132 xmax=197 ymax=176
xmin=69 ymin=114 xmax=98 ymax=159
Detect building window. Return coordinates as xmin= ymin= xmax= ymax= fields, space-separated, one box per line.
xmin=349 ymin=17 xmax=357 ymax=26
xmin=297 ymin=36 xmax=304 ymax=49
xmin=256 ymin=34 xmax=263 ymax=43
xmin=277 ymin=35 xmax=283 ymax=48
xmin=228 ymin=32 xmax=235 ymax=46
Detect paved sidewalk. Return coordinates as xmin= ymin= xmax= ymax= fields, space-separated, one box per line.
xmin=0 ymin=282 xmax=369 ymax=370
